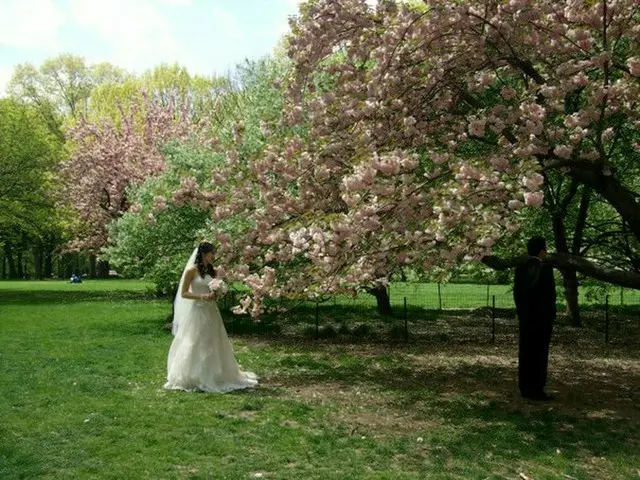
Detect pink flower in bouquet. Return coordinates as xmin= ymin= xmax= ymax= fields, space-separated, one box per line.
xmin=208 ymin=278 xmax=229 ymax=296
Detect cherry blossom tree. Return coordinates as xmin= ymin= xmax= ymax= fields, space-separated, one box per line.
xmin=171 ymin=0 xmax=640 ymax=316
xmin=63 ymin=93 xmax=202 ymax=254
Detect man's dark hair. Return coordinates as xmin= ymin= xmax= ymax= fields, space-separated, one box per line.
xmin=527 ymin=236 xmax=547 ymax=256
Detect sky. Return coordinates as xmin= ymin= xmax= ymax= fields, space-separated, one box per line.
xmin=0 ymin=0 xmax=303 ymax=94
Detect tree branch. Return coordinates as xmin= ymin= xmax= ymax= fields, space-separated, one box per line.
xmin=482 ymin=252 xmax=640 ymax=289
xmin=568 ymin=167 xmax=640 ymax=242
xmin=572 ymin=186 xmax=591 ymax=255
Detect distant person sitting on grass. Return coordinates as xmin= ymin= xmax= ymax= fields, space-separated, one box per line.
xmin=70 ymin=274 xmax=82 ymax=284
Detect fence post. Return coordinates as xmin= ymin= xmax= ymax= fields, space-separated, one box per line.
xmin=491 ymin=295 xmax=496 ymax=343
xmin=404 ymin=296 xmax=408 ymax=342
xmin=605 ymin=295 xmax=610 ymax=343
xmin=620 ymin=287 xmax=624 ymax=306
xmin=437 ymin=283 xmax=442 ymax=310
xmin=315 ymin=302 xmax=319 ymax=340
xmin=486 ymin=284 xmax=490 ymax=307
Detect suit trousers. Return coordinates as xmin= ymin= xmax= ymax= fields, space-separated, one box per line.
xmin=518 ymin=317 xmax=553 ymax=396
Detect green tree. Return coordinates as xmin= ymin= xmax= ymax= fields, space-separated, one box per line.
xmin=87 ymin=63 xmax=230 ymax=124
xmin=0 ymin=98 xmax=65 ymax=278
xmin=105 ymin=144 xmax=217 ymax=295
xmin=7 ymin=54 xmax=120 ymax=118
xmin=106 ymin=57 xmax=289 ymax=295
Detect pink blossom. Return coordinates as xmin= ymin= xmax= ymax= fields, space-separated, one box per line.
xmin=522 ymin=173 xmax=545 ymax=191
xmin=627 ymin=57 xmax=640 ymax=77
xmin=477 ymin=237 xmax=495 ymax=248
xmin=403 ymin=116 xmax=417 ymax=127
xmin=490 ymin=156 xmax=509 ymax=171
xmin=500 ymin=86 xmax=517 ymax=101
xmin=468 ymin=119 xmax=486 ymax=137
xmin=431 ymin=153 xmax=449 ymax=164
xmin=572 ymin=72 xmax=589 ymax=87
xmin=524 ymin=191 xmax=544 ymax=208
xmin=153 ymin=196 xmax=167 ymax=212
xmin=602 ymin=128 xmax=614 ymax=142
xmin=215 ymin=266 xmax=227 ymax=279
xmin=62 ymin=93 xmax=200 ymax=251
xmin=553 ymin=145 xmax=573 ymax=159
xmin=508 ymin=199 xmax=524 ymax=210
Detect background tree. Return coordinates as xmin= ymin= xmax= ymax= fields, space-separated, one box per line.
xmin=107 ymin=57 xmax=288 ymax=296
xmin=0 ymin=98 xmax=65 ymax=279
xmin=62 ymin=93 xmax=203 ymax=260
xmin=105 ymin=144 xmax=217 ymax=295
xmin=6 ymin=55 xmax=231 ymax=278
xmin=8 ymin=54 xmax=127 ymax=119
xmin=87 ymin=63 xmax=229 ymax=124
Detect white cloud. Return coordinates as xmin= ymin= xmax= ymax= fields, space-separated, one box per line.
xmin=0 ymin=0 xmax=66 ymax=51
xmin=0 ymin=66 xmax=15 ymax=96
xmin=211 ymin=7 xmax=242 ymax=40
xmin=160 ymin=0 xmax=192 ymax=5
xmin=68 ymin=0 xmax=180 ymax=72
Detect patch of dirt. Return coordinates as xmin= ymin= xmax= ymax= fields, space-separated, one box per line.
xmin=241 ymin=334 xmax=640 ymax=439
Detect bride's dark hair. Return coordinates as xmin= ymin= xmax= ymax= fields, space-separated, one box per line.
xmin=195 ymin=242 xmax=216 ymax=278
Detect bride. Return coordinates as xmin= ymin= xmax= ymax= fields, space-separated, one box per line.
xmin=164 ymin=242 xmax=258 ymax=393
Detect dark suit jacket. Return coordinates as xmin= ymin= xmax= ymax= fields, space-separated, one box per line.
xmin=514 ymin=256 xmax=556 ymax=326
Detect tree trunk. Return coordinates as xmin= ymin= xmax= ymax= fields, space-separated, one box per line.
xmin=4 ymin=244 xmax=17 ymax=279
xmin=65 ymin=257 xmax=72 ymax=279
xmin=551 ymin=202 xmax=582 ymax=327
xmin=560 ymin=268 xmax=581 ymax=327
xmin=561 ymin=186 xmax=592 ymax=328
xmin=367 ymin=285 xmax=392 ymax=316
xmin=17 ymin=249 xmax=24 ymax=279
xmin=97 ymin=259 xmax=110 ymax=278
xmin=44 ymin=249 xmax=53 ymax=278
xmin=89 ymin=254 xmax=97 ymax=278
xmin=2 ymin=254 xmax=6 ymax=279
xmin=33 ymin=244 xmax=43 ymax=280
xmin=62 ymin=253 xmax=75 ymax=279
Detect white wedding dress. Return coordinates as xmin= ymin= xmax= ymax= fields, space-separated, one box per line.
xmin=164 ymin=273 xmax=258 ymax=393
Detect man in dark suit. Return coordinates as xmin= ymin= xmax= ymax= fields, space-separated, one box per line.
xmin=513 ymin=236 xmax=557 ymax=401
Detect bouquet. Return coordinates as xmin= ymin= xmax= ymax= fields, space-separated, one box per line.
xmin=207 ymin=278 xmax=229 ymax=296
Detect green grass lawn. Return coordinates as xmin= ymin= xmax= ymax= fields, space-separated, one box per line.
xmin=1 ymin=280 xmax=639 ymax=479
xmin=256 ymin=281 xmax=638 ymax=311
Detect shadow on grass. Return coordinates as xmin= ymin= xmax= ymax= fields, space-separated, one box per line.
xmin=218 ymin=304 xmax=450 ymax=340
xmin=217 ymin=302 xmax=640 ymax=355
xmin=426 ymin=396 xmax=638 ymax=472
xmin=223 ymin=314 xmax=283 ymax=336
xmin=0 ymin=289 xmax=157 ymax=305
xmin=261 ymin=348 xmax=639 ymax=469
